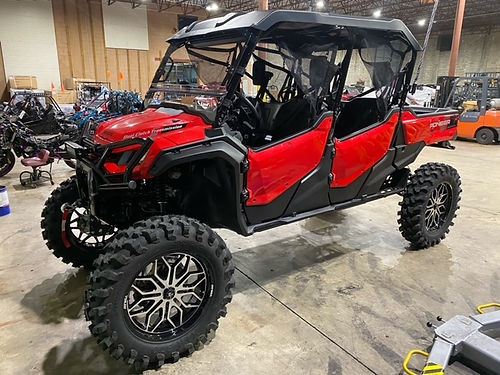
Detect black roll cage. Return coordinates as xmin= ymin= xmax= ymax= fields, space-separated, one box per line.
xmin=146 ymin=23 xmax=418 ymax=130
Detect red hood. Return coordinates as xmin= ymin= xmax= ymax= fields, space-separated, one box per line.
xmin=94 ymin=108 xmax=211 ymax=145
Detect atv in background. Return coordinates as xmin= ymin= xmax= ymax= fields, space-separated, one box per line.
xmin=3 ymin=91 xmax=78 ymax=136
xmin=70 ymin=89 xmax=143 ymax=129
xmin=41 ymin=10 xmax=461 ymax=371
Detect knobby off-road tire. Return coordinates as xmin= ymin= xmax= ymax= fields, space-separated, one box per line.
xmin=85 ymin=215 xmax=235 ymax=371
xmin=398 ymin=163 xmax=461 ymax=249
xmin=41 ymin=177 xmax=112 ymax=268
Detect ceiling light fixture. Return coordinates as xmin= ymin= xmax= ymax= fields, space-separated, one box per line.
xmin=316 ymin=0 xmax=325 ymax=9
xmin=373 ymin=9 xmax=381 ymax=18
xmin=206 ymin=3 xmax=219 ymax=11
xmin=418 ymin=19 xmax=426 ymax=26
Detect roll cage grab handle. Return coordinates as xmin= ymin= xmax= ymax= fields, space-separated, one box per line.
xmin=215 ymin=32 xmax=260 ymax=127
xmin=215 ymin=30 xmax=357 ymax=128
xmin=153 ymin=29 xmax=416 ymax=127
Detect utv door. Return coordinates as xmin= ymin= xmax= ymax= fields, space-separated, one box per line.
xmin=329 ymin=106 xmax=400 ymax=203
xmin=244 ymin=115 xmax=334 ymax=224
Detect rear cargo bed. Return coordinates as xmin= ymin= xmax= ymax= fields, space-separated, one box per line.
xmin=408 ymin=106 xmax=458 ymax=118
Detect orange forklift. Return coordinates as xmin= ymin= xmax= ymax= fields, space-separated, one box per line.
xmin=443 ymin=75 xmax=500 ymax=144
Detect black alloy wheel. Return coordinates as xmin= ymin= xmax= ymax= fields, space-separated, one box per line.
xmin=85 ymin=215 xmax=235 ymax=371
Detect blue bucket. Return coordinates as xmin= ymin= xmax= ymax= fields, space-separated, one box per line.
xmin=0 ymin=186 xmax=10 ymax=216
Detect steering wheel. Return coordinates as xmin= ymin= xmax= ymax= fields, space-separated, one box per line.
xmin=234 ymin=91 xmax=261 ymax=131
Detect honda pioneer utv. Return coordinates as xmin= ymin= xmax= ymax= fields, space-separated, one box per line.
xmin=41 ymin=10 xmax=461 ymax=371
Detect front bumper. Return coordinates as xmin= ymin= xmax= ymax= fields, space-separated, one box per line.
xmin=66 ymin=137 xmax=152 ymax=215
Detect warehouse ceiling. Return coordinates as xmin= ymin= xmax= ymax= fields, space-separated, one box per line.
xmin=109 ymin=0 xmax=500 ymax=33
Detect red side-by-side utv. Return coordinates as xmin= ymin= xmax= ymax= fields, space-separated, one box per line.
xmin=40 ymin=10 xmax=461 ymax=370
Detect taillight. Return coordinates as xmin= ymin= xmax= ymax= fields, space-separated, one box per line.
xmin=448 ymin=115 xmax=458 ymax=128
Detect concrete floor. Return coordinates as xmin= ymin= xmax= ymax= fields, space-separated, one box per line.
xmin=0 ymin=140 xmax=499 ymax=375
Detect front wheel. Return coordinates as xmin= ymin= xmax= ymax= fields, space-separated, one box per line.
xmin=41 ymin=177 xmax=116 ymax=268
xmin=85 ymin=215 xmax=235 ymax=371
xmin=398 ymin=163 xmax=461 ymax=249
xmin=0 ymin=150 xmax=15 ymax=177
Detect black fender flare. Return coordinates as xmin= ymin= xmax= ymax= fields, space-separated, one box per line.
xmin=148 ymin=139 xmax=249 ymax=235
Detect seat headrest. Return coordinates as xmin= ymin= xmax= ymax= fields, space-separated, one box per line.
xmin=371 ymin=62 xmax=394 ymax=89
xmin=309 ymin=56 xmax=330 ymax=90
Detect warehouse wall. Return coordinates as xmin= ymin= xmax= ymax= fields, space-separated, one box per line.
xmin=51 ymin=0 xmax=205 ymax=95
xmin=0 ymin=0 xmax=61 ymax=90
xmin=417 ymin=26 xmax=500 ymax=84
xmin=1 ymin=1 xmax=499 ymax=95
xmin=0 ymin=43 xmax=7 ymax=102
xmin=342 ymin=26 xmax=500 ymax=87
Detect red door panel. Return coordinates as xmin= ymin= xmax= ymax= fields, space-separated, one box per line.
xmin=331 ymin=113 xmax=399 ymax=188
xmin=246 ymin=117 xmax=333 ymax=206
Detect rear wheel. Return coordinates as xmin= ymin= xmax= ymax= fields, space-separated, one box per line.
xmin=476 ymin=128 xmax=495 ymax=145
xmin=41 ymin=177 xmax=116 ymax=268
xmin=0 ymin=150 xmax=15 ymax=177
xmin=85 ymin=215 xmax=235 ymax=371
xmin=398 ymin=163 xmax=461 ymax=249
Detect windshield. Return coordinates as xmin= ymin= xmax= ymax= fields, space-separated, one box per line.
xmin=145 ymin=42 xmax=242 ymax=122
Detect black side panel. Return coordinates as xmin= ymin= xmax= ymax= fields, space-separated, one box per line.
xmin=148 ymin=140 xmax=248 ymax=235
xmin=329 ymin=169 xmax=370 ymax=204
xmin=393 ymin=142 xmax=425 ymax=169
xmin=284 ymin=141 xmax=334 ymax=216
xmin=391 ymin=117 xmax=407 ymax=146
xmin=357 ymin=149 xmax=396 ymax=196
xmin=356 ymin=142 xmax=424 ymax=197
xmin=245 ymin=182 xmax=300 ymax=224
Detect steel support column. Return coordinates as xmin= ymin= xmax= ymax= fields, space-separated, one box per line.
xmin=448 ymin=0 xmax=466 ymax=76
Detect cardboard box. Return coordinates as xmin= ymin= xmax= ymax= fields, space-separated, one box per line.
xmin=8 ymin=76 xmax=38 ymax=89
xmin=63 ymin=78 xmax=74 ymax=90
xmin=50 ymin=90 xmax=77 ymax=104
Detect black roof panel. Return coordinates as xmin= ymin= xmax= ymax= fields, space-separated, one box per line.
xmin=168 ymin=10 xmax=422 ymax=51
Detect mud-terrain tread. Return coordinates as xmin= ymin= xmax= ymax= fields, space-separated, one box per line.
xmin=398 ymin=163 xmax=461 ymax=249
xmin=41 ymin=177 xmax=102 ymax=268
xmin=85 ymin=215 xmax=234 ymax=371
